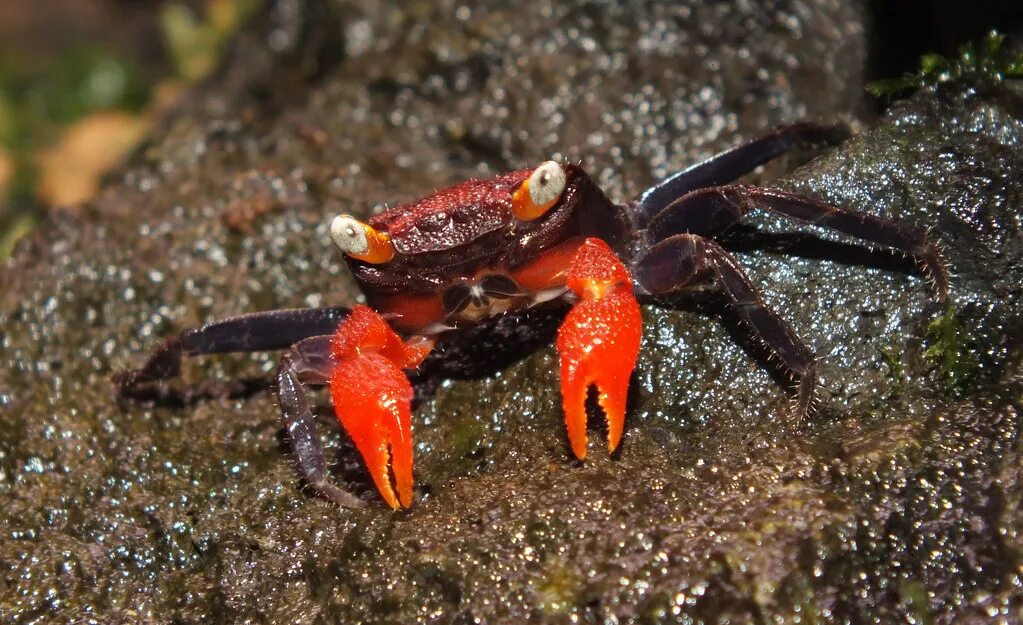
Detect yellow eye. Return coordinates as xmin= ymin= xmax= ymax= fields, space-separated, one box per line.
xmin=512 ymin=161 xmax=566 ymax=220
xmin=329 ymin=215 xmax=395 ymax=264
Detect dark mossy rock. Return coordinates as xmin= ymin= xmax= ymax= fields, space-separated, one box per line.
xmin=2 ymin=1 xmax=1021 ymax=623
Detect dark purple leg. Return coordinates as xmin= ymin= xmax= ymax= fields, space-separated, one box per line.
xmin=634 ymin=123 xmax=849 ymax=224
xmin=277 ymin=335 xmax=366 ymax=508
xmin=634 ymin=234 xmax=817 ymax=419
xmin=119 ymin=306 xmax=350 ymax=398
xmin=644 ymin=185 xmax=948 ymax=302
xmin=644 ymin=187 xmax=748 ymax=241
xmin=737 ymin=186 xmax=948 ymax=301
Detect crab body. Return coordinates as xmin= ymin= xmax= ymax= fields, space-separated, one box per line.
xmin=350 ymin=164 xmax=628 ymax=334
xmin=121 ymin=123 xmax=948 ymax=509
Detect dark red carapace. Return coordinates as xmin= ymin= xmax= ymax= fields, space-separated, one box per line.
xmin=121 ymin=124 xmax=948 ymax=509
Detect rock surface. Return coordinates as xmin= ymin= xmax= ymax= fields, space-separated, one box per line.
xmin=2 ymin=1 xmax=1021 ymax=623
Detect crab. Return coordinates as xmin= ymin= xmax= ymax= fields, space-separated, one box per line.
xmin=120 ymin=123 xmax=949 ymax=509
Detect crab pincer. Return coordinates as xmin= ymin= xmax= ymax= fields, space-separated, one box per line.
xmin=556 ymin=238 xmax=642 ymax=460
xmin=329 ymin=305 xmax=431 ymax=509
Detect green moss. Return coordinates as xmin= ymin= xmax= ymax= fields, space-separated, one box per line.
xmin=537 ymin=558 xmax=583 ymax=617
xmin=867 ymin=31 xmax=1023 ymax=97
xmin=443 ymin=409 xmax=488 ymax=461
xmin=160 ymin=0 xmax=258 ymax=83
xmin=899 ymin=580 xmax=934 ymax=625
xmin=879 ymin=344 xmax=907 ymax=399
xmin=925 ymin=305 xmax=979 ymax=395
xmin=0 ymin=212 xmax=35 ymax=261
xmin=0 ymin=46 xmax=149 ymax=144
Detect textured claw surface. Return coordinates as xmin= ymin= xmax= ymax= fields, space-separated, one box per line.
xmin=329 ymin=306 xmax=424 ymax=508
xmin=556 ymin=239 xmax=642 ymax=459
xmin=330 ymin=353 xmax=413 ymax=509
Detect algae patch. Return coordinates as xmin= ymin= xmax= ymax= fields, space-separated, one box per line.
xmin=925 ymin=305 xmax=980 ymax=395
xmin=868 ymin=31 xmax=1023 ymax=97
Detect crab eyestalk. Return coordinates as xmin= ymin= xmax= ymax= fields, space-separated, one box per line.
xmin=330 ymin=215 xmax=396 ymax=264
xmin=556 ymin=238 xmax=642 ymax=459
xmin=512 ymin=161 xmax=567 ymax=220
xmin=328 ymin=306 xmax=430 ymax=508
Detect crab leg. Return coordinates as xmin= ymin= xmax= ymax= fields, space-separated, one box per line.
xmin=328 ymin=306 xmax=432 ymax=509
xmin=278 ymin=335 xmax=368 ymax=508
xmin=556 ymin=238 xmax=642 ymax=459
xmin=120 ymin=306 xmax=351 ymax=400
xmin=643 ymin=185 xmax=948 ymax=302
xmin=635 ymin=122 xmax=848 ymax=223
xmin=635 ymin=233 xmax=818 ymax=419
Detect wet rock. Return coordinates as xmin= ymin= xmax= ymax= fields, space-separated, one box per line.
xmin=2 ymin=1 xmax=1021 ymax=623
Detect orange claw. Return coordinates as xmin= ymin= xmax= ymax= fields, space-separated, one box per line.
xmin=556 ymin=238 xmax=642 ymax=460
xmin=329 ymin=306 xmax=430 ymax=509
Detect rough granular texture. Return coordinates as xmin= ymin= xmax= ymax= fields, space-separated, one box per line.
xmin=2 ymin=1 xmax=1022 ymax=623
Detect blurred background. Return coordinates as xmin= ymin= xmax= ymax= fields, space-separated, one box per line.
xmin=0 ymin=0 xmax=1020 ymax=262
xmin=0 ymin=0 xmax=256 ymax=260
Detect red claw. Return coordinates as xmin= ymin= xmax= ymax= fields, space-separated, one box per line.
xmin=556 ymin=238 xmax=642 ymax=459
xmin=329 ymin=306 xmax=429 ymax=508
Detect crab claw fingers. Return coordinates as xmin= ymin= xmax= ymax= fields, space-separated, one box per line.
xmin=329 ymin=305 xmax=430 ymax=509
xmin=558 ymin=295 xmax=640 ymax=458
xmin=330 ymin=354 xmax=414 ymax=509
xmin=556 ymin=239 xmax=642 ymax=460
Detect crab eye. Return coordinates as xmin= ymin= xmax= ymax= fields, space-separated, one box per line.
xmin=330 ymin=214 xmax=395 ymax=264
xmin=512 ymin=161 xmax=566 ymax=220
